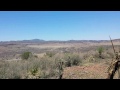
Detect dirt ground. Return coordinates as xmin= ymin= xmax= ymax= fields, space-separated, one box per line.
xmin=63 ymin=61 xmax=119 ymax=79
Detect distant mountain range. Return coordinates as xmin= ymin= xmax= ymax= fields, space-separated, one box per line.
xmin=0 ymin=39 xmax=120 ymax=45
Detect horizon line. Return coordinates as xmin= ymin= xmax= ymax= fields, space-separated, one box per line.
xmin=0 ymin=38 xmax=119 ymax=42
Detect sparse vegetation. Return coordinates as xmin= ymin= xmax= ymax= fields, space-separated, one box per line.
xmin=0 ymin=40 xmax=120 ymax=79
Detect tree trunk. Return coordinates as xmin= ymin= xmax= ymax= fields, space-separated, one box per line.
xmin=107 ymin=60 xmax=119 ymax=79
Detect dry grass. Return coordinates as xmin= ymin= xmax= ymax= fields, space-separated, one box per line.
xmin=0 ymin=41 xmax=120 ymax=79
xmin=0 ymin=58 xmax=57 ymax=79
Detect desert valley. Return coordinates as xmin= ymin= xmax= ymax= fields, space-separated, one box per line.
xmin=0 ymin=39 xmax=120 ymax=79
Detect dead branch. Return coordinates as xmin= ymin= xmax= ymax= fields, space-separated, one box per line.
xmin=107 ymin=36 xmax=120 ymax=79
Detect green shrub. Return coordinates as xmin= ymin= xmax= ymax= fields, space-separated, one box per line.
xmin=21 ymin=52 xmax=32 ymax=60
xmin=97 ymin=46 xmax=104 ymax=58
xmin=25 ymin=66 xmax=43 ymax=79
xmin=64 ymin=53 xmax=81 ymax=67
xmin=72 ymin=55 xmax=81 ymax=65
xmin=30 ymin=66 xmax=38 ymax=76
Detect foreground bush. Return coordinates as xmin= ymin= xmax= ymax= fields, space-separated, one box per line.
xmin=64 ymin=53 xmax=81 ymax=67
xmin=0 ymin=52 xmax=82 ymax=79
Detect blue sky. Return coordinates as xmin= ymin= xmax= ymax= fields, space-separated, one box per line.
xmin=0 ymin=11 xmax=120 ymax=41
